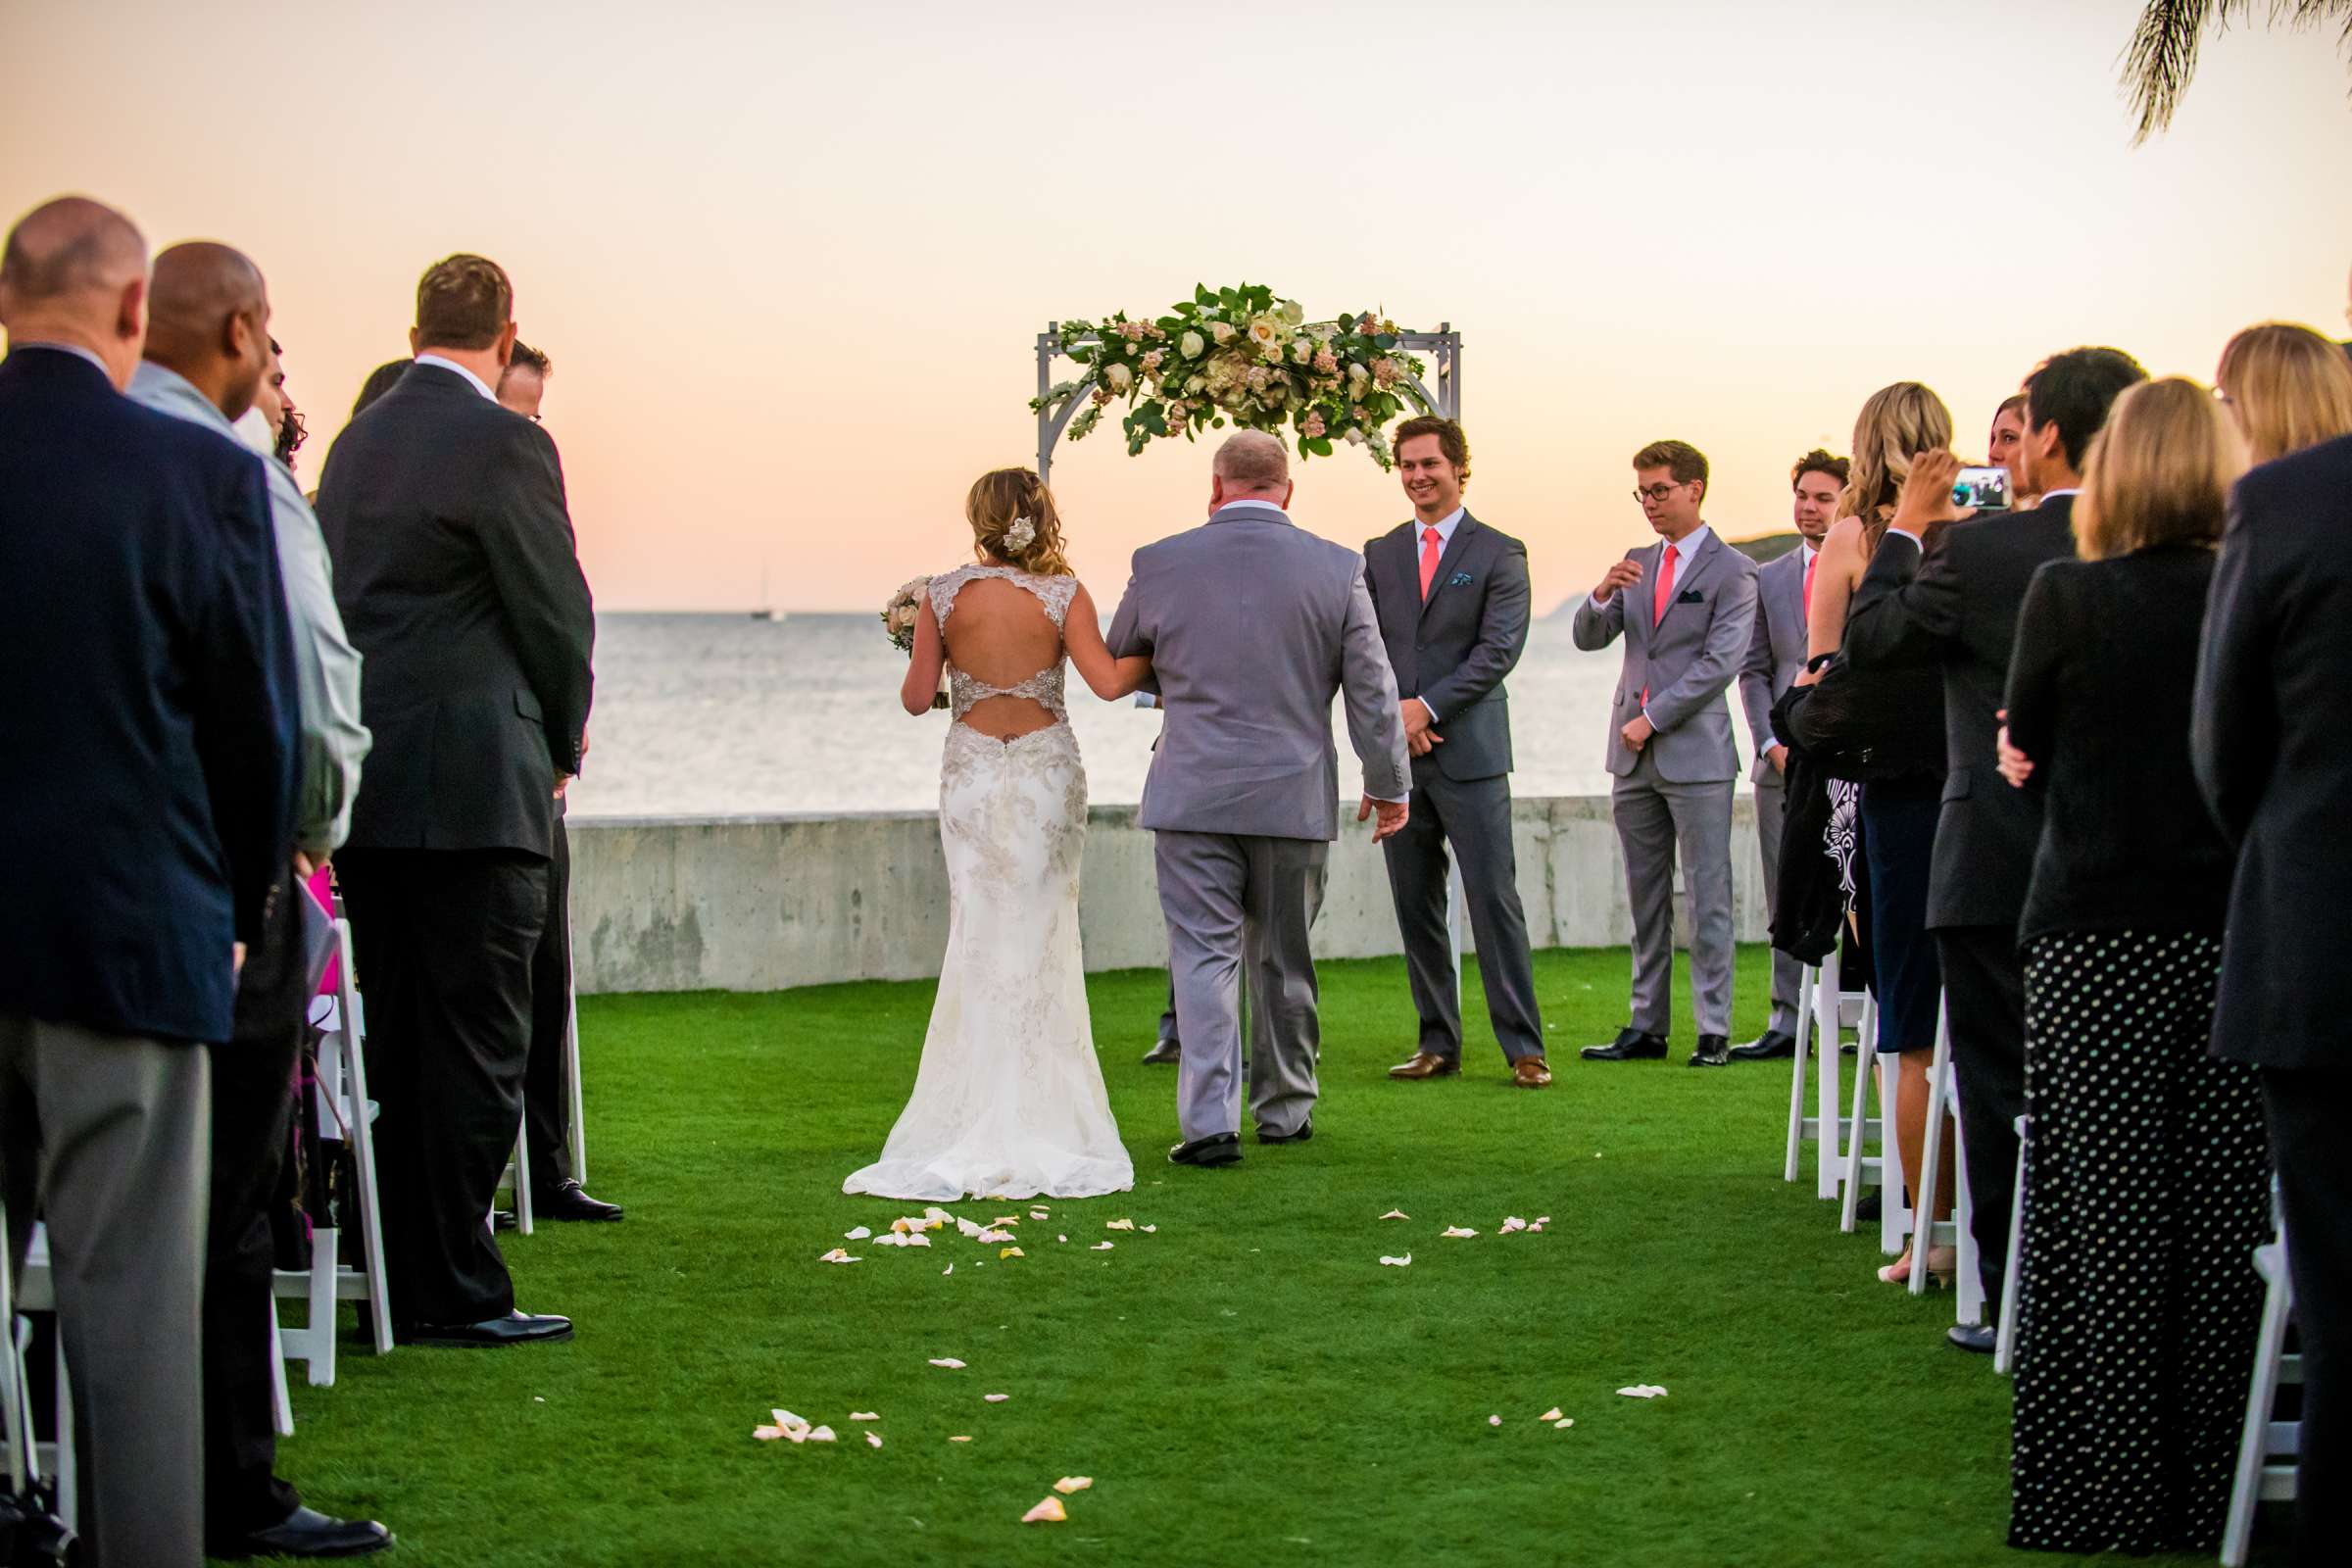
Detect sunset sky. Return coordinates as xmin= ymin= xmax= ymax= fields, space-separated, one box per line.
xmin=5 ymin=0 xmax=2347 ymax=616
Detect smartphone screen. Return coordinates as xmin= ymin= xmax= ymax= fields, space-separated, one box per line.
xmin=1951 ymin=466 xmax=2012 ymax=512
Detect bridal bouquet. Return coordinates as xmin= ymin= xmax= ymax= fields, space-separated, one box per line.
xmin=882 ymin=577 xmax=950 ymax=709
xmin=1029 ymin=282 xmax=1429 ymax=468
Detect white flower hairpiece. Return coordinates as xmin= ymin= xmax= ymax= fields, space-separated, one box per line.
xmin=1004 ymin=515 xmax=1037 ymax=552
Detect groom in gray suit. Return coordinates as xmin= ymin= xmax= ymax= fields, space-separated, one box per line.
xmin=1108 ymin=432 xmax=1411 ymax=1165
xmin=1573 ymin=439 xmax=1759 ymax=1068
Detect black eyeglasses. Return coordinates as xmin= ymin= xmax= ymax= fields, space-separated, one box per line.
xmin=1632 ymin=482 xmax=1687 ymax=505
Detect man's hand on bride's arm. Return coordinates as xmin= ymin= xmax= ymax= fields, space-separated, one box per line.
xmin=1358 ymin=794 xmax=1409 ymax=844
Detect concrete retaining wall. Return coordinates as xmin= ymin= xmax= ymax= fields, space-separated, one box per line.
xmin=568 ymin=795 xmax=1768 ymax=995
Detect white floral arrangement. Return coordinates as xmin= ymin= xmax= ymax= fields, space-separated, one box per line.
xmin=882 ymin=576 xmax=950 ymax=709
xmin=1029 ymin=283 xmax=1429 ymax=468
xmin=1003 ymin=515 xmax=1037 ymax=553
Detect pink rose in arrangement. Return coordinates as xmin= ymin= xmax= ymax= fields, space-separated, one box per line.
xmin=1372 ymin=358 xmax=1398 ymax=387
xmin=1312 ymin=348 xmax=1338 ymax=375
xmin=1143 ymin=349 xmax=1164 ymax=371
xmin=1301 ymin=410 xmax=1328 ymax=438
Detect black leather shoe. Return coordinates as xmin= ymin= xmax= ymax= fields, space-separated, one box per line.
xmin=1141 ymin=1038 xmax=1181 ymax=1065
xmin=395 ymin=1309 xmax=573 ymax=1348
xmin=1688 ymin=1034 xmax=1730 ymax=1067
xmin=218 ymin=1506 xmax=394 ymax=1559
xmin=1168 ymin=1132 xmax=1242 ymax=1167
xmin=1580 ymin=1028 xmax=1668 ymax=1061
xmin=492 ymin=1207 xmax=516 ymax=1232
xmin=1257 ymin=1118 xmax=1312 ymax=1145
xmin=1947 ymin=1323 xmax=1997 ymax=1355
xmin=1855 ymin=1191 xmax=1883 ymax=1223
xmin=1727 ymin=1030 xmax=1796 ymax=1061
xmin=536 ymin=1178 xmax=623 ymax=1222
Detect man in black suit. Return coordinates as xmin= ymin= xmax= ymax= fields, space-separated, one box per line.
xmin=318 ymin=254 xmax=595 ymax=1346
xmin=1842 ymin=346 xmax=2145 ymax=1351
xmin=2194 ymin=430 xmax=2352 ymax=1567
xmin=1365 ymin=417 xmax=1549 ymax=1088
xmin=0 ymin=195 xmax=298 ymax=1568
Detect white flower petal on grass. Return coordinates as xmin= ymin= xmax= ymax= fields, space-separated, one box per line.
xmin=1030 ymin=1209 xmax=1050 ymax=1221
xmin=1105 ymin=1218 xmax=1135 ymax=1231
xmin=950 ymin=1435 xmax=971 ymax=1443
xmin=1054 ymin=1476 xmax=1094 ymax=1494
xmin=1022 ymin=1496 xmax=1068 ymax=1525
xmin=984 ymin=1394 xmax=1009 ymax=1403
xmin=850 ymin=1411 xmax=880 ymax=1421
xmin=956 ymin=1218 xmax=985 ymax=1239
xmin=1379 ymin=1209 xmax=1409 ymax=1221
xmin=928 ymin=1357 xmax=966 ymax=1370
xmin=1616 ymin=1385 xmax=1669 ymax=1399
xmin=865 ymin=1433 xmax=883 ymax=1449
xmin=992 ymin=1215 xmax=1023 ymax=1227
xmin=1443 ymin=1226 xmax=1478 ymax=1239
xmin=976 ymin=1228 xmax=1015 ymax=1245
xmin=942 ymin=1264 xmax=954 ymax=1276
xmin=1554 ymin=1418 xmax=1576 ymax=1430
xmin=1536 ymin=1216 xmax=1551 ymax=1225
xmin=1058 ymin=1235 xmax=1068 ymax=1244
xmin=1378 ymin=1253 xmax=1412 ymax=1267
xmin=1488 ymin=1415 xmax=1502 ymax=1427
xmin=1539 ymin=1407 xmax=1563 ymax=1423
xmin=806 ymin=1426 xmax=838 ymax=1443
xmin=1142 ymin=1224 xmax=1157 ymax=1234
xmin=924 ymin=1205 xmax=956 ymax=1224
xmin=1500 ymin=1217 xmax=1529 ymax=1234
xmin=1000 ymin=1247 xmax=1024 ymax=1259
xmin=844 ymin=1226 xmax=872 ymax=1241
xmin=1092 ymin=1242 xmax=1114 ymax=1251
xmin=818 ymin=1249 xmax=859 ymax=1264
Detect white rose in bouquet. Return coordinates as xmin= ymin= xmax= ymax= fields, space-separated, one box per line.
xmin=1247 ymin=316 xmax=1280 ymax=349
xmin=1105 ymin=362 xmax=1134 ymax=394
xmin=882 ymin=576 xmax=950 ymax=709
xmin=1279 ymin=299 xmax=1305 ymax=326
xmin=1210 ymin=320 xmax=1236 ymax=345
xmin=1180 ymin=329 xmax=1205 ymax=360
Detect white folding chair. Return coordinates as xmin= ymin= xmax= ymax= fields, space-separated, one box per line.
xmin=1838 ymin=990 xmax=1905 ymax=1250
xmin=4 ymin=1218 xmax=74 ymax=1533
xmin=496 ymin=1138 xmax=534 ymax=1237
xmin=1785 ymin=948 xmax=1876 ymax=1201
xmin=267 ymin=1293 xmax=294 ymax=1438
xmin=2221 ymin=1196 xmax=2299 ymax=1568
xmin=1905 ymin=1003 xmax=1987 ymax=1322
xmin=564 ymin=928 xmax=587 ymax=1185
xmin=1994 ymin=1114 xmax=2028 ymax=1374
xmin=275 ymin=913 xmax=395 ymax=1384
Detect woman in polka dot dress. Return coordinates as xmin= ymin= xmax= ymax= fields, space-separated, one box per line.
xmin=1995 ymin=377 xmax=2270 ymax=1552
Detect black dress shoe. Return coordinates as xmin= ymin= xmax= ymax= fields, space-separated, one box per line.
xmin=1688 ymin=1034 xmax=1730 ymax=1067
xmin=218 ymin=1506 xmax=394 ymax=1559
xmin=395 ymin=1309 xmax=573 ymax=1348
xmin=1580 ymin=1028 xmax=1668 ymax=1061
xmin=1855 ymin=1191 xmax=1883 ymax=1223
xmin=1168 ymin=1132 xmax=1242 ymax=1167
xmin=1727 ymin=1030 xmax=1796 ymax=1061
xmin=1256 ymin=1117 xmax=1312 ymax=1145
xmin=1140 ymin=1038 xmax=1181 ymax=1065
xmin=492 ymin=1207 xmax=517 ymax=1232
xmin=536 ymin=1178 xmax=623 ymax=1222
xmin=1947 ymin=1323 xmax=1997 ymax=1354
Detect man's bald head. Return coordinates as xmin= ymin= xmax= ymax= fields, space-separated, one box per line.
xmin=1212 ymin=430 xmax=1291 ymax=497
xmin=144 ymin=242 xmax=271 ymax=422
xmin=0 ymin=196 xmax=150 ymax=388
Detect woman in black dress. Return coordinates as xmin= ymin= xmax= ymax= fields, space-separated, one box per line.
xmin=1994 ymin=376 xmax=2263 ymax=1552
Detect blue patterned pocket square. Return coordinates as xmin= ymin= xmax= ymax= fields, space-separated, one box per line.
xmin=1448 ymin=570 xmax=1475 ymax=587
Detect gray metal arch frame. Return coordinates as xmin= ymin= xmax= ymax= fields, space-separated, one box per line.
xmin=1034 ymin=323 xmax=1462 ymax=484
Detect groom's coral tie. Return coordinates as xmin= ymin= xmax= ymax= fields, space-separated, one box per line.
xmin=1418 ymin=526 xmax=1444 ymax=601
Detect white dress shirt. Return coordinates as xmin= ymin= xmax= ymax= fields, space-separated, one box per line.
xmin=414 ymin=352 xmax=497 ymax=401
xmin=1410 ymin=507 xmax=1467 ymax=722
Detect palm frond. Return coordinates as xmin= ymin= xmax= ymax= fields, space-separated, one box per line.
xmin=2125 ymin=0 xmax=2352 ymax=142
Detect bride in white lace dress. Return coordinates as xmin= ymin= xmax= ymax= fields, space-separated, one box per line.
xmin=844 ymin=468 xmax=1152 ymax=1201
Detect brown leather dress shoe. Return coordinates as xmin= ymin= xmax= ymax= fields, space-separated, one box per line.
xmin=1511 ymin=1056 xmax=1553 ymax=1088
xmin=1388 ymin=1052 xmax=1460 ymax=1081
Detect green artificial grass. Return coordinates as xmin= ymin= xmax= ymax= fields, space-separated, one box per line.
xmin=251 ymin=948 xmax=2243 ymax=1568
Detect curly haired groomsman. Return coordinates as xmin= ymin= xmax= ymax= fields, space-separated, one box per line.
xmin=1573 ymin=440 xmax=1759 ymax=1068
xmin=1363 ymin=417 xmax=1550 ymax=1088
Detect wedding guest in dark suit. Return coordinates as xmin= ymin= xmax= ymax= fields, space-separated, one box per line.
xmin=1574 ymin=440 xmax=1759 ymax=1067
xmin=493 ymin=341 xmax=619 ymax=1224
xmin=1729 ymin=450 xmax=1842 ymax=1062
xmin=318 ymin=254 xmax=595 ymax=1345
xmin=127 ymin=243 xmax=390 ymax=1560
xmin=1366 ymin=417 xmax=1548 ymax=1088
xmin=0 ymin=195 xmax=297 ymax=1568
xmin=1843 ymin=346 xmax=2145 ymax=1350
xmin=2194 ymin=335 xmax=2352 ymax=1568
xmin=1995 ymin=379 xmax=2265 ymax=1552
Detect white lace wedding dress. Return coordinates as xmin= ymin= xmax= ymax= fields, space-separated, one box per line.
xmin=842 ymin=565 xmax=1134 ymax=1201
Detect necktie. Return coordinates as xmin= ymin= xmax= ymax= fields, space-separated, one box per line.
xmin=1418 ymin=526 xmax=1444 ymax=601
xmin=1803 ymin=549 xmax=1817 ymax=617
xmin=1652 ymin=542 xmax=1679 ymax=627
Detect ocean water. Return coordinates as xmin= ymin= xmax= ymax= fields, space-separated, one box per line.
xmin=564 ymin=612 xmax=1768 ymax=819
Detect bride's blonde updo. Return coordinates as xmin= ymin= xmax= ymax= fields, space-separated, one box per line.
xmin=966 ymin=467 xmax=1072 ymax=577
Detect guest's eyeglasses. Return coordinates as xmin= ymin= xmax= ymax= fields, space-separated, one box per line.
xmin=1632 ymin=482 xmax=1687 ymax=505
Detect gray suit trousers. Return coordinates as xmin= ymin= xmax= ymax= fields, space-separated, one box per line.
xmin=1751 ymin=774 xmax=1802 ymax=1034
xmin=1611 ymin=754 xmax=1737 ymax=1038
xmin=1 ymin=1012 xmax=210 ymax=1568
xmin=1381 ymin=770 xmax=1544 ymax=1061
xmin=1155 ymin=831 xmax=1327 ymax=1142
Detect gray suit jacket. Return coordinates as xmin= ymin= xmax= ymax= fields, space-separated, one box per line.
xmin=1363 ymin=512 xmax=1530 ymax=784
xmin=1107 ymin=502 xmax=1409 ymax=840
xmin=1738 ymin=545 xmax=1809 ymax=784
xmin=1571 ymin=528 xmax=1759 ymax=783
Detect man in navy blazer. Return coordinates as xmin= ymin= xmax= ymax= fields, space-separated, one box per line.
xmin=0 ymin=195 xmax=297 ymax=1568
xmin=1364 ymin=417 xmax=1550 ymax=1089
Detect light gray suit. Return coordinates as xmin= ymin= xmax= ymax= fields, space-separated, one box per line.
xmin=1108 ymin=501 xmax=1410 ymax=1141
xmin=1572 ymin=528 xmax=1759 ymax=1038
xmin=1739 ymin=545 xmax=1811 ymax=1035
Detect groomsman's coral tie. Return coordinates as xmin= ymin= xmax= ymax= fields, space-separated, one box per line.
xmin=1804 ymin=548 xmax=1818 ymax=617
xmin=1418 ymin=526 xmax=1444 ymax=601
xmin=1652 ymin=541 xmax=1679 ymax=627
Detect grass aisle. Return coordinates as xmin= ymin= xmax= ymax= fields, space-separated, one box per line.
xmin=259 ymin=948 xmax=2220 ymax=1568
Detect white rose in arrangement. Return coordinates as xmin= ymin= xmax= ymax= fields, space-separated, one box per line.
xmin=1210 ymin=321 xmax=1236 ymax=344
xmin=1180 ymin=330 xmax=1205 ymax=360
xmin=1291 ymin=340 xmax=1311 ymax=365
xmin=1279 ymin=299 xmax=1305 ymax=326
xmin=1348 ymin=361 xmax=1370 ymax=383
xmin=1185 ymin=375 xmax=1206 ymax=395
xmin=1345 ymin=428 xmax=1366 ymax=446
xmin=1248 ymin=316 xmax=1279 ymax=348
xmin=1105 ymin=362 xmax=1134 ymax=393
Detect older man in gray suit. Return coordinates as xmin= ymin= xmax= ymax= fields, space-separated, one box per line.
xmin=1108 ymin=432 xmax=1411 ymax=1165
xmin=1730 ymin=449 xmax=1843 ymax=1062
xmin=1573 ymin=439 xmax=1759 ymax=1068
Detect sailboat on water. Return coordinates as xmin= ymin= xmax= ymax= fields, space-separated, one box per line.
xmin=750 ymin=560 xmax=779 ymax=621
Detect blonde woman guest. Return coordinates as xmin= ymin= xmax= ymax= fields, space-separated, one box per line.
xmin=1992 ymin=380 xmax=2264 ymax=1552
xmin=2216 ymin=320 xmax=2352 ymax=464
xmin=1799 ymin=382 xmax=1954 ymax=1285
